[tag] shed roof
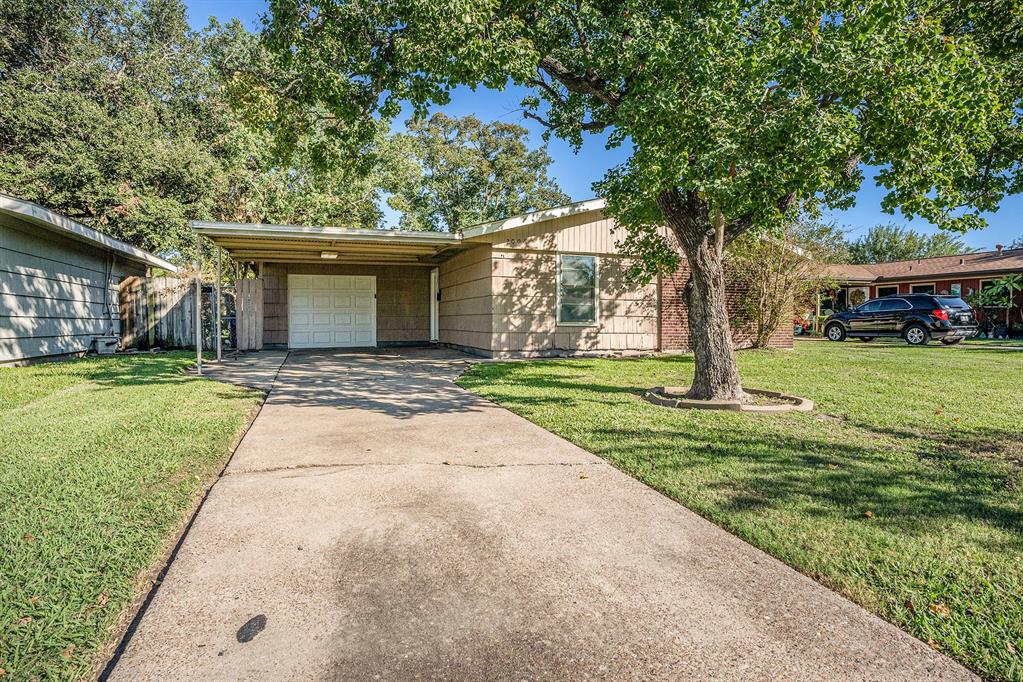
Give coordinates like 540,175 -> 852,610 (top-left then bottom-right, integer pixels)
458,198 -> 607,239
0,193 -> 178,272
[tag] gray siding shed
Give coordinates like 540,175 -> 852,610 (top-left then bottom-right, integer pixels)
0,194 -> 177,364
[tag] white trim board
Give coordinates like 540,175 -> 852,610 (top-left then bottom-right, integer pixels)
192,221 -> 461,245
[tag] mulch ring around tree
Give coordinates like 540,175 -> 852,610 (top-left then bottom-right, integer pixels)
644,386 -> 814,413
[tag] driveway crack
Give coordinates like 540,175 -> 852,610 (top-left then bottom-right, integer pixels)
226,461 -> 606,477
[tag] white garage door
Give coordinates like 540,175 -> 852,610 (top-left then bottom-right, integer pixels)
288,275 -> 376,349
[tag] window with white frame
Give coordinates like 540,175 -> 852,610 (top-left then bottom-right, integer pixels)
558,254 -> 597,324
876,285 -> 899,297
911,283 -> 936,294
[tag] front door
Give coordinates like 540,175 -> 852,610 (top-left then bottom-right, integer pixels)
288,274 -> 376,348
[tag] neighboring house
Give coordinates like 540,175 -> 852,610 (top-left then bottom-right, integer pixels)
194,199 -> 792,357
824,247 -> 1023,324
0,194 -> 177,365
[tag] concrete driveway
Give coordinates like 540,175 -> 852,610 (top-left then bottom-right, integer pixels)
110,348 -> 973,681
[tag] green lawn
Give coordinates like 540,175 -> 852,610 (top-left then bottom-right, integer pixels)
962,337 -> 1023,347
0,353 -> 262,680
459,341 -> 1023,681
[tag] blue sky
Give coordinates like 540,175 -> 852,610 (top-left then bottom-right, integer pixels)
187,0 -> 1022,250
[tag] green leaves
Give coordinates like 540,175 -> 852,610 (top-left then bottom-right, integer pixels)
847,224 -> 976,263
0,0 -> 401,263
386,112 -> 570,231
262,0 -> 1019,276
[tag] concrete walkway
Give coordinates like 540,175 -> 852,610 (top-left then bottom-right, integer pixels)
111,348 -> 973,681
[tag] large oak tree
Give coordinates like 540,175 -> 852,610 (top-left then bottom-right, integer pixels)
261,0 -> 1021,399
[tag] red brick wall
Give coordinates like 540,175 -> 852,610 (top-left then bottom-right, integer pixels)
869,276 -> 1023,325
659,262 -> 794,351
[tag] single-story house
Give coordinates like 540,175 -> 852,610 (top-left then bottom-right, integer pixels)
194,199 -> 792,357
0,194 -> 177,365
824,247 -> 1023,324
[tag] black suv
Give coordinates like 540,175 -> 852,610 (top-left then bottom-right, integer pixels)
824,294 -> 978,345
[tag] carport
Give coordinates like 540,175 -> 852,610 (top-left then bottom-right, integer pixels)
192,222 -> 465,355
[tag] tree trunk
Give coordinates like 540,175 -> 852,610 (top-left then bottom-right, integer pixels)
657,188 -> 747,402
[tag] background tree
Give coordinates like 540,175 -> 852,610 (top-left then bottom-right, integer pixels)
387,113 -> 569,232
260,0 -> 1021,400
1009,237 -> 1023,250
846,224 -> 975,263
0,0 -> 394,263
728,217 -> 847,348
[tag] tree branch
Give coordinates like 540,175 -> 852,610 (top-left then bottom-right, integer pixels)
538,55 -> 620,110
567,3 -> 595,76
526,71 -> 568,107
521,109 -> 610,133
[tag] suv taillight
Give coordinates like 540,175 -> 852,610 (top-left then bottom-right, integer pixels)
932,309 -> 949,321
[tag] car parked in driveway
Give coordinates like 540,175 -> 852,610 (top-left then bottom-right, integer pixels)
824,294 -> 978,346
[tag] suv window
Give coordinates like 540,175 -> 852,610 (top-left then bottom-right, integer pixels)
938,296 -> 970,309
880,299 -> 911,311
857,300 -> 884,313
904,294 -> 938,308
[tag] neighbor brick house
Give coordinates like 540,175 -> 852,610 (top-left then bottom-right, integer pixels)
826,247 -> 1023,326
194,199 -> 792,357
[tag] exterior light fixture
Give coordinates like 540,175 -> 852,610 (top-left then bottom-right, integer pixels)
321,251 -> 339,259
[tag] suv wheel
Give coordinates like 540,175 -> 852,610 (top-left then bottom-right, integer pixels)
904,324 -> 931,346
825,323 -> 846,342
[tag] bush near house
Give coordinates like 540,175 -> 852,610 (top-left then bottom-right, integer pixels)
0,353 -> 261,680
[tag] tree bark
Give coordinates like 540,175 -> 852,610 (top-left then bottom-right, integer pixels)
657,188 -> 748,402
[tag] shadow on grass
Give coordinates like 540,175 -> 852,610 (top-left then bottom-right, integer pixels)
465,360 -> 1023,547
69,356 -> 263,414
592,423 -> 1023,542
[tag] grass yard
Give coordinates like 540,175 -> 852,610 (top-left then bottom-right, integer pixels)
459,340 -> 1023,681
962,337 -> 1023,347
0,353 -> 262,680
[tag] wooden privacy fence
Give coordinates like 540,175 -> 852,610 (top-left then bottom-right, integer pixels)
119,276 -> 216,350
119,276 -> 262,351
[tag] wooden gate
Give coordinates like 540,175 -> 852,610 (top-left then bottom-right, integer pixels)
235,278 -> 264,351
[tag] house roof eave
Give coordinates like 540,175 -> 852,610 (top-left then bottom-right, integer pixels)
0,193 -> 178,272
458,198 -> 607,240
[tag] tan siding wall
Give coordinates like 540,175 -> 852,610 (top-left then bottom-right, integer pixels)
473,208 -> 677,256
261,262 -> 431,347
437,244 -> 492,353
489,248 -> 658,357
475,208 -> 619,253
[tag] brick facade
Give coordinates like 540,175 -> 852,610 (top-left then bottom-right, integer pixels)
658,261 -> 794,351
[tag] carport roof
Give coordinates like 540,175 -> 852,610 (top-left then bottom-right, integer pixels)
192,199 -> 615,265
192,221 -> 464,265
